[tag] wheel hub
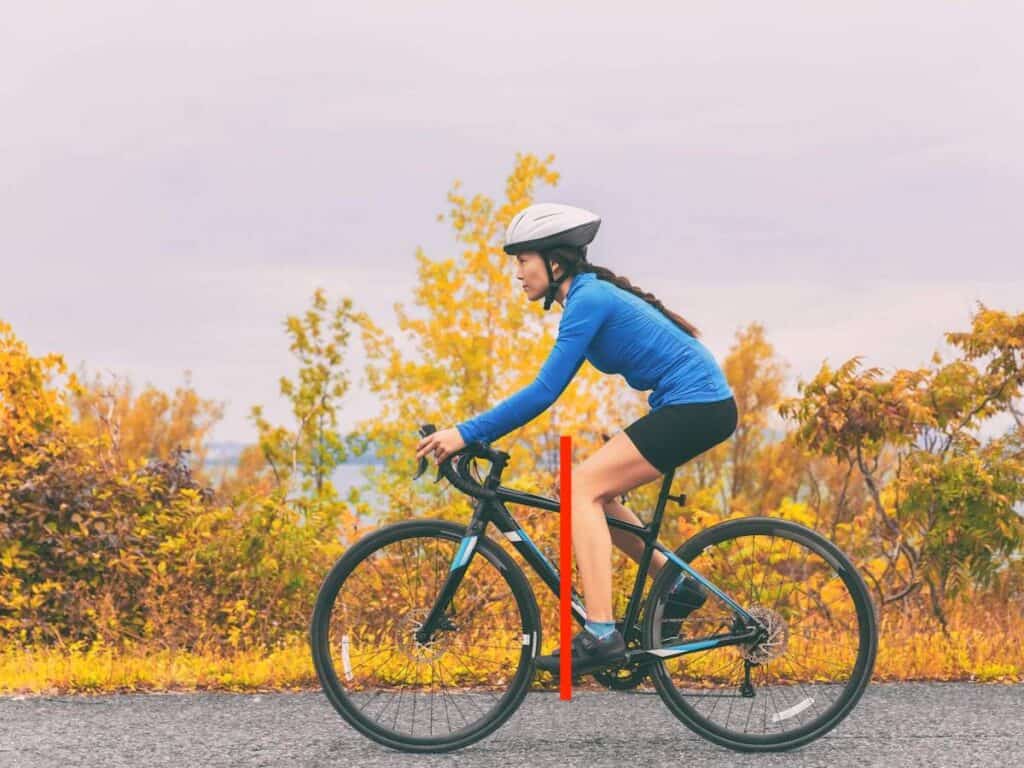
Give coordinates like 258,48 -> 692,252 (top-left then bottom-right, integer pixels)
739,605 -> 789,664
395,608 -> 452,662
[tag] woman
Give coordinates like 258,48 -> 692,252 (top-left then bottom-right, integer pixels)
415,202 -> 738,675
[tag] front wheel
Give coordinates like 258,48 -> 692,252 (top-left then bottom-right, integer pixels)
310,519 -> 541,753
642,516 -> 878,752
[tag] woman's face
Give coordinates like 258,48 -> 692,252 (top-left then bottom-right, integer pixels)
514,251 -> 560,302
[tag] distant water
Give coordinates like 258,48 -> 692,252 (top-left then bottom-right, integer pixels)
331,463 -> 377,499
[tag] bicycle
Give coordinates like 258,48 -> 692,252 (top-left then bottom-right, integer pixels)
310,424 -> 878,753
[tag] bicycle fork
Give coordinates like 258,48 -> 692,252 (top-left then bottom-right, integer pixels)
413,520 -> 484,645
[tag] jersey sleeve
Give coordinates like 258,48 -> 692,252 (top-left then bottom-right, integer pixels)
456,286 -> 610,445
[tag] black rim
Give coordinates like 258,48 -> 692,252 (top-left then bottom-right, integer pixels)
646,519 -> 877,749
311,522 -> 538,751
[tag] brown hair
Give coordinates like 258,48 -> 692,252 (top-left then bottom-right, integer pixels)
542,245 -> 701,338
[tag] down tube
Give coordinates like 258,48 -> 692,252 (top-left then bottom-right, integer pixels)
494,515 -> 587,624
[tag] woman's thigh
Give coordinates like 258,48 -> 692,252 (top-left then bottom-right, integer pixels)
622,396 -> 738,476
573,430 -> 664,504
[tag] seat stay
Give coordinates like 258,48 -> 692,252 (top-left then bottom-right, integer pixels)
656,545 -> 759,624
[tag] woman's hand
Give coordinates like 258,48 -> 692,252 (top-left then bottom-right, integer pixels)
415,427 -> 467,465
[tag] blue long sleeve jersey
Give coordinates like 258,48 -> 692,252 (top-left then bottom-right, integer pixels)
455,271 -> 734,445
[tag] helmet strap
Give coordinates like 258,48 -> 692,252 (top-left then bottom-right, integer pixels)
542,254 -> 572,311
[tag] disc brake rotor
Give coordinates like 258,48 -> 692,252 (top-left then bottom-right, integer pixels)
739,605 -> 789,664
394,607 -> 451,663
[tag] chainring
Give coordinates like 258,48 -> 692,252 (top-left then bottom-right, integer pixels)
591,662 -> 649,690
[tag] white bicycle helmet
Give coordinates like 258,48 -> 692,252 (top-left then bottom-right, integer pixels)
503,203 -> 601,310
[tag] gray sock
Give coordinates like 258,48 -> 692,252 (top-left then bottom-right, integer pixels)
584,620 -> 616,640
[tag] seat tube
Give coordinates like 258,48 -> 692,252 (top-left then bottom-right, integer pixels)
648,467 -> 676,539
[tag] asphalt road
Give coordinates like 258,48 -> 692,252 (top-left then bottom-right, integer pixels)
2,683 -> 1021,768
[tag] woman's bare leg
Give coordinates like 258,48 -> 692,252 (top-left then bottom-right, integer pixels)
570,431 -> 664,624
603,497 -> 671,578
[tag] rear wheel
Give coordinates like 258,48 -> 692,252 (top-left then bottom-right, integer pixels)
643,516 -> 877,752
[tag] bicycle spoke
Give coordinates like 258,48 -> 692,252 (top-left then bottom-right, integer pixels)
428,658 -> 435,736
432,657 -> 454,734
437,655 -> 491,720
439,649 -> 503,707
435,656 -> 470,730
785,648 -> 851,679
757,535 -> 775,606
339,645 -> 394,678
770,538 -> 797,613
788,628 -> 861,655
397,539 -> 421,605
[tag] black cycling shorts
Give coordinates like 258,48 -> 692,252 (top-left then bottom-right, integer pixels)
623,395 -> 738,475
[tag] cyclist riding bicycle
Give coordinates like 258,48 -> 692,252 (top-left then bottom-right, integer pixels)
415,202 -> 738,675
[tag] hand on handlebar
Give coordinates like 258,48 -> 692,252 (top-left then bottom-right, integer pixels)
413,424 -> 510,492
413,423 -> 462,481
415,425 -> 466,466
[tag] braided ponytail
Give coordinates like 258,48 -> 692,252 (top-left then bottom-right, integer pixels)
542,246 -> 701,338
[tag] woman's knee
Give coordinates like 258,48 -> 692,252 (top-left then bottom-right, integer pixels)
571,469 -> 605,505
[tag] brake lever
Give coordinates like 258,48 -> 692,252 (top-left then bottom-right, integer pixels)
412,456 -> 442,483
413,423 -> 442,483
413,454 -> 429,481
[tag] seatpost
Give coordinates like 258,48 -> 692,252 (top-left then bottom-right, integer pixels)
648,467 -> 681,540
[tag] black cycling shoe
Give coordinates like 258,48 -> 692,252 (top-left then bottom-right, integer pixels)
660,575 -> 708,642
534,628 -> 627,676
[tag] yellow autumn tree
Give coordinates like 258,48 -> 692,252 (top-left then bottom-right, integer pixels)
780,304 -> 1024,626
353,152 -> 647,524
69,369 -> 224,478
0,320 -> 219,648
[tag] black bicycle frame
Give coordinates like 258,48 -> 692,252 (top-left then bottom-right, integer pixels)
414,445 -> 764,665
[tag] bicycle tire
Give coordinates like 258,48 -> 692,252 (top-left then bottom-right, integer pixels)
310,519 -> 540,753
642,516 -> 878,752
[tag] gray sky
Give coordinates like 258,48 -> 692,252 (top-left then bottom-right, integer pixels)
3,2 -> 1022,443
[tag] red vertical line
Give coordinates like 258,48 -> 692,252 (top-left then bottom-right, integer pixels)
560,434 -> 572,701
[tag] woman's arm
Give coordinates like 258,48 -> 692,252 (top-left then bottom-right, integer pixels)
456,287 -> 611,444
